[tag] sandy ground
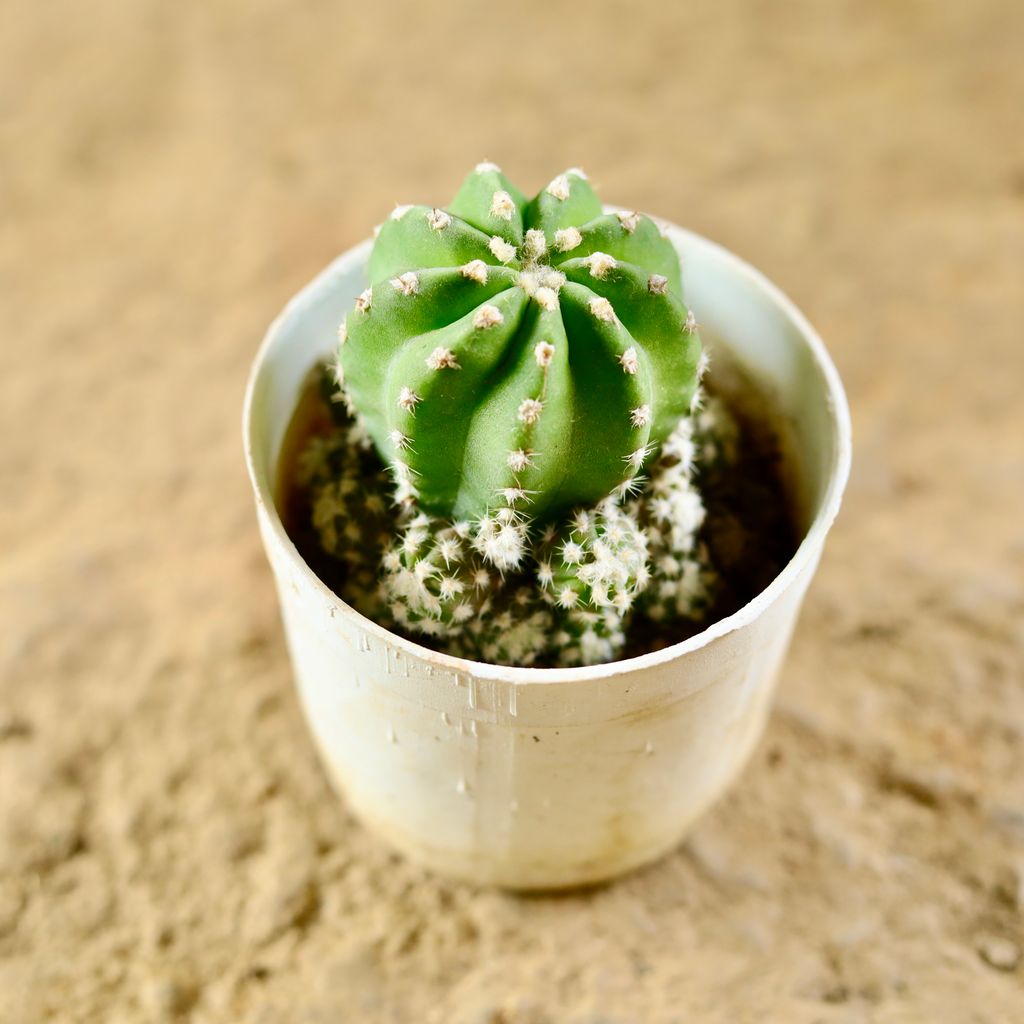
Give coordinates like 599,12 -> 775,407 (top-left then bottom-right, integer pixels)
2,1 -> 1023,1020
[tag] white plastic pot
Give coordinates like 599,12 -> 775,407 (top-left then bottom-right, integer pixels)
243,223 -> 851,889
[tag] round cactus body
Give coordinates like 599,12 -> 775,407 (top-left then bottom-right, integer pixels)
340,164 -> 702,524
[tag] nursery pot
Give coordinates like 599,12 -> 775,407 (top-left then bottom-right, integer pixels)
244,221 -> 851,889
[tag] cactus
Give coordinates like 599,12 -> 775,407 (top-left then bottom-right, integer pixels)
294,165 -> 751,668
339,163 -> 702,526
300,379 -> 736,667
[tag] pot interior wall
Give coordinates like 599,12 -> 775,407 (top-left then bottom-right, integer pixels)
680,243 -> 836,537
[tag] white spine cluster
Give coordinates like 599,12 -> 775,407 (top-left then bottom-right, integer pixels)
589,296 -> 617,323
489,236 -> 517,263
397,386 -> 420,412
461,259 -> 488,284
534,287 -> 558,312
554,227 -> 583,252
630,404 -> 651,427
490,190 -> 515,221
390,271 -> 419,296
427,208 -> 452,231
522,228 -> 548,261
540,267 -> 565,290
546,174 -> 570,201
697,350 -> 711,380
474,507 -> 528,571
426,347 -> 460,370
473,304 -> 504,329
616,210 -> 640,233
583,252 -> 617,279
517,398 -> 543,424
507,449 -> 533,472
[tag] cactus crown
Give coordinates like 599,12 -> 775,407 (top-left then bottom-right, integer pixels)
340,164 -> 702,526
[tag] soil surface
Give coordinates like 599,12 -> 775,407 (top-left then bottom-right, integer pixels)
2,2 -> 1022,1021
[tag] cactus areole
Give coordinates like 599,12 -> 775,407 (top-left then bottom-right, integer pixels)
340,165 -> 702,524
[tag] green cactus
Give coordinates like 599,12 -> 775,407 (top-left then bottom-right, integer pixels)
339,163 -> 702,525
292,165 -> 753,668
300,380 -> 739,667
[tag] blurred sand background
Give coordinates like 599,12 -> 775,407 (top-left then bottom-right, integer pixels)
2,1 -> 1023,1020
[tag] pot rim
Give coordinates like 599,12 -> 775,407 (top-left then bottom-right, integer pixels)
244,225 -> 852,685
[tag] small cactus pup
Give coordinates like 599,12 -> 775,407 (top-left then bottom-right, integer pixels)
339,163 -> 703,525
